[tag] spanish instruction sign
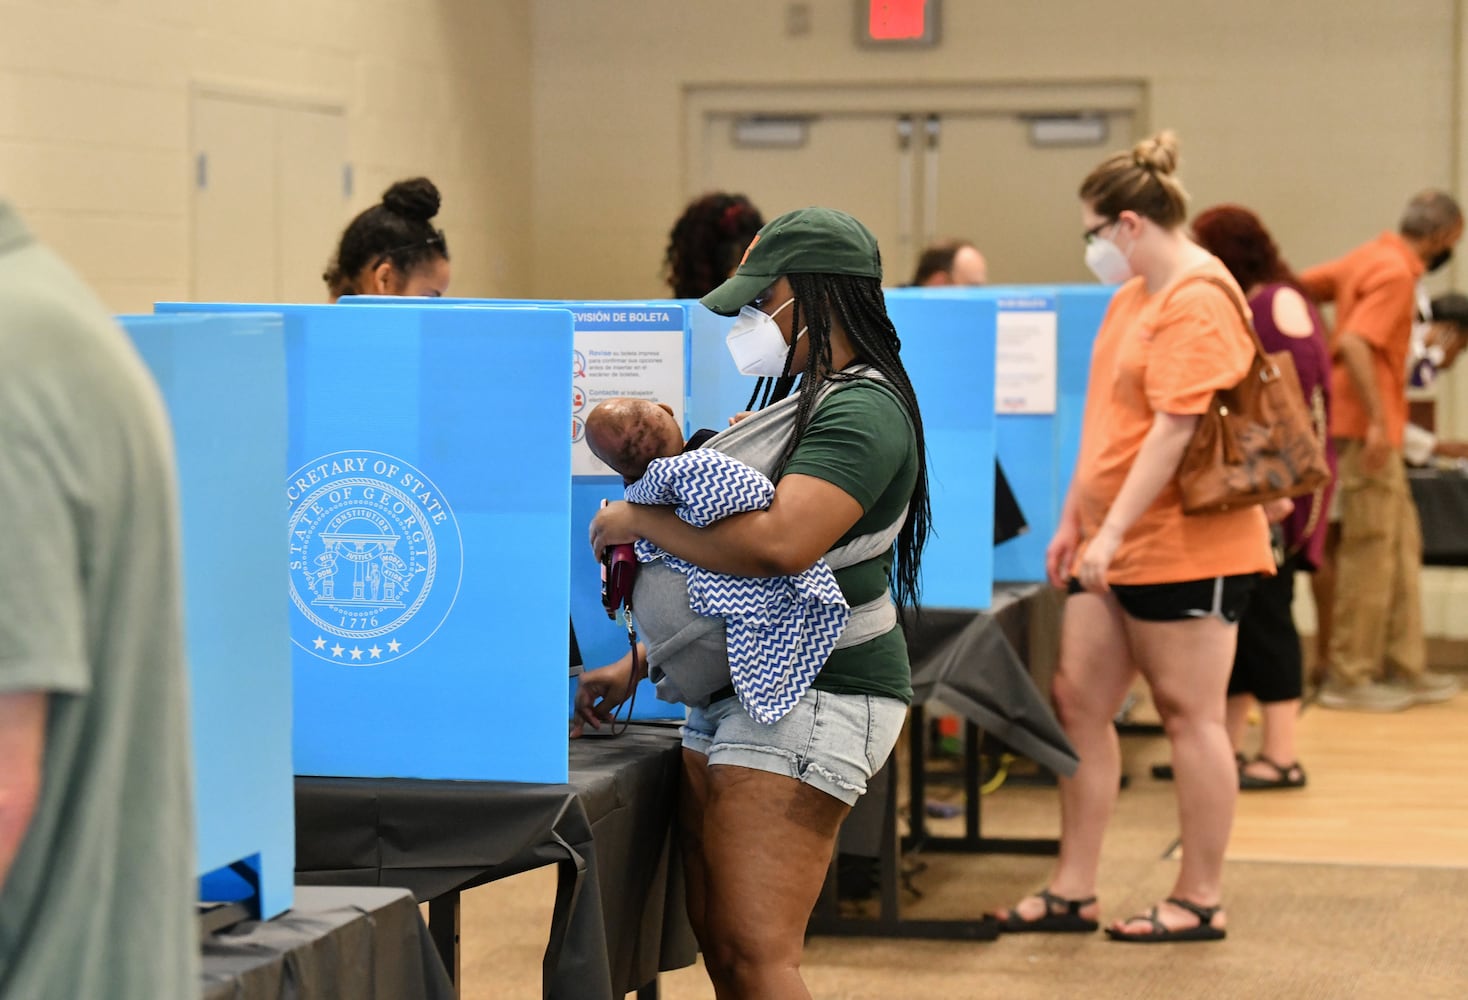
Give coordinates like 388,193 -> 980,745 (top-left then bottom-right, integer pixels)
995,295 -> 1058,415
572,306 -> 687,476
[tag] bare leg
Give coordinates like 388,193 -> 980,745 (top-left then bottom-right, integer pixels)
1310,523 -> 1340,688
1242,699 -> 1303,779
699,765 -> 850,1000
1115,614 -> 1237,933
1225,694 -> 1253,754
996,591 -> 1135,923
679,749 -> 711,946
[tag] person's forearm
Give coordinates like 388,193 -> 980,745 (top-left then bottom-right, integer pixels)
0,693 -> 46,891
1059,482 -> 1080,528
625,642 -> 650,680
1298,271 -> 1332,305
1338,333 -> 1384,427
631,506 -> 803,577
1098,413 -> 1200,540
0,798 -> 36,890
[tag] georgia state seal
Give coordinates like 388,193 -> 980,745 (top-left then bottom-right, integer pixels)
288,451 -> 463,665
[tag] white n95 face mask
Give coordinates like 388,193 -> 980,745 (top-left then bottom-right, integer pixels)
726,297 -> 805,377
1084,236 -> 1134,285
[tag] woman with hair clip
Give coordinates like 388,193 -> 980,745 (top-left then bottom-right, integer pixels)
578,207 -> 929,998
322,177 -> 451,301
994,132 -> 1274,943
663,192 -> 766,299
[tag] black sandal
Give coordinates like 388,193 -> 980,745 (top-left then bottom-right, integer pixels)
1105,896 -> 1226,943
1239,755 -> 1307,790
993,888 -> 1099,934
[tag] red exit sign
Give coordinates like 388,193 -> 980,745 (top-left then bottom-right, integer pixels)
864,0 -> 939,45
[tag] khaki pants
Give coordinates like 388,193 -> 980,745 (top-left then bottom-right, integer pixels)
1327,440 -> 1424,685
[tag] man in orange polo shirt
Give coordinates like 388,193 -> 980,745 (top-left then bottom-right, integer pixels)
1302,190 -> 1464,712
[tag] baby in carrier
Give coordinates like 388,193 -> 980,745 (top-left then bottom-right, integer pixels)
584,397 -> 716,482
582,397 -> 850,725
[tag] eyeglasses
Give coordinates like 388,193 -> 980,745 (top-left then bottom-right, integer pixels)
1082,219 -> 1117,245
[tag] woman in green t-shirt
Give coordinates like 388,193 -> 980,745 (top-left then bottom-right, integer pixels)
578,207 -> 928,999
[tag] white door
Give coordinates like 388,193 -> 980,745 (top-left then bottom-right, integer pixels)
191,94 -> 276,302
699,112 -> 919,283
191,91 -> 350,303
696,102 -> 1135,286
276,107 -> 351,304
926,112 -> 1137,284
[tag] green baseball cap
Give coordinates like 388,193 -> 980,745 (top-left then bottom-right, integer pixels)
699,206 -> 883,316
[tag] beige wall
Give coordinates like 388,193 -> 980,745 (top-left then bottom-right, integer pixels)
1,1 -> 1457,308
0,0 -> 532,312
531,0 -> 1459,299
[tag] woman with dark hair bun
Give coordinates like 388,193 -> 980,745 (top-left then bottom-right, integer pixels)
323,178 -> 451,301
663,192 -> 765,299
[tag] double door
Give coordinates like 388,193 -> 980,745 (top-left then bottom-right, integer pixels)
698,107 -> 1136,286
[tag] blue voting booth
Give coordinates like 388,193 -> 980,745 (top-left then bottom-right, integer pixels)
899,286 -> 1112,583
1054,287 -> 1114,500
158,301 -> 575,782
986,289 -> 1060,583
990,286 -> 1113,581
120,312 -> 293,920
881,291 -> 997,608
343,297 -> 692,720
565,305 -> 688,717
682,302 -> 755,437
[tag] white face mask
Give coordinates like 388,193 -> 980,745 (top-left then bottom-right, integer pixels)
1084,226 -> 1134,285
726,296 -> 806,377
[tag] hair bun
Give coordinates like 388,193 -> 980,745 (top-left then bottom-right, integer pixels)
381,177 -> 441,223
1132,131 -> 1180,175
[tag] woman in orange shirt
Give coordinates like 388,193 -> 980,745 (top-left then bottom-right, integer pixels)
995,132 -> 1274,942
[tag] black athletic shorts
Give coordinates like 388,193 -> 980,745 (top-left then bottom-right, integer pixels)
1066,573 -> 1258,624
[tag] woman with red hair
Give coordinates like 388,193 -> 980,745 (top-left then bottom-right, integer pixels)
1190,204 -> 1335,789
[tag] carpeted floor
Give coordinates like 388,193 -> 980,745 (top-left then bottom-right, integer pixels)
730,857 -> 1468,1000
461,853 -> 1468,999
455,696 -> 1468,999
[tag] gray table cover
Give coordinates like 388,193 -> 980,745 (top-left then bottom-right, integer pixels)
838,584 -> 1076,857
1409,467 -> 1468,566
201,885 -> 452,1000
907,585 -> 1078,777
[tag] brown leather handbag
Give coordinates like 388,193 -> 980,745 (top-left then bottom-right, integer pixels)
1174,277 -> 1332,516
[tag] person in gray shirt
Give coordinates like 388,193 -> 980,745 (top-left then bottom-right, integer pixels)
0,201 -> 197,998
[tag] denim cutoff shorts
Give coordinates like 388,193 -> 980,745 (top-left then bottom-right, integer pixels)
681,688 -> 908,806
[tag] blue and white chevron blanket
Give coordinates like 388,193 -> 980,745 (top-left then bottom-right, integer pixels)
625,448 -> 849,725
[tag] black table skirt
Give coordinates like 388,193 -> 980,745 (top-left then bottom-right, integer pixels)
1410,467 -> 1468,566
295,725 -> 697,1000
201,885 -> 452,1000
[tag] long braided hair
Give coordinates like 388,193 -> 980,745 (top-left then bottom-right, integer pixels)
744,272 -> 930,614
